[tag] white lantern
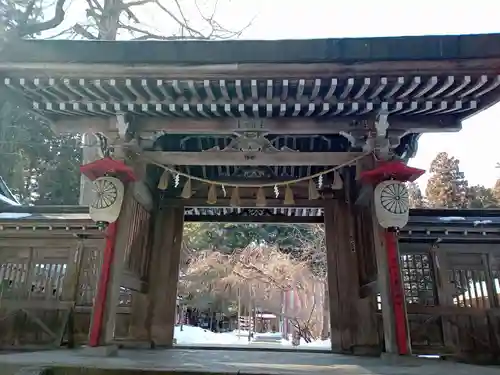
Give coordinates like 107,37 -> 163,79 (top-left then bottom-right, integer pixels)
373,180 -> 410,229
89,176 -> 125,224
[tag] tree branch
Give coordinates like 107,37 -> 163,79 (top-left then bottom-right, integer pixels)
124,0 -> 153,7
73,23 -> 98,39
15,0 -> 68,37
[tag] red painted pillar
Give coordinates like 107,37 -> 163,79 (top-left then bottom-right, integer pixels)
89,221 -> 118,347
384,230 -> 409,355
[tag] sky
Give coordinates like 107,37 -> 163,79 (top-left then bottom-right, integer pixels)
55,0 -> 500,191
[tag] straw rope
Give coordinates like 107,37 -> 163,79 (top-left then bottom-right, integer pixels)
140,151 -> 372,188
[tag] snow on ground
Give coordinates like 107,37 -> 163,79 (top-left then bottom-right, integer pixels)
174,325 -> 249,345
174,325 -> 330,348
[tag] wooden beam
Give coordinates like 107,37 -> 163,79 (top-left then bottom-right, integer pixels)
2,58 -> 500,79
52,116 -> 461,135
0,205 -> 89,213
184,215 -> 323,224
0,300 -> 74,311
163,198 -> 325,208
143,151 -> 364,166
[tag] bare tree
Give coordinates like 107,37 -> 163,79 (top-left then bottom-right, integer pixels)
58,0 -> 252,41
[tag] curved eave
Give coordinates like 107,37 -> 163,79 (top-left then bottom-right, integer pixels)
2,75 -> 496,122
3,34 -> 500,123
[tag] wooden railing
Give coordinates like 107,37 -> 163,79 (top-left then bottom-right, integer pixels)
120,195 -> 152,292
0,234 -> 134,347
400,246 -> 500,362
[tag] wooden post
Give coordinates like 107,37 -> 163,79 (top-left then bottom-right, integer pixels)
384,230 -> 410,355
323,194 -> 359,353
352,206 -> 382,354
147,205 -> 184,347
88,189 -> 134,347
430,247 -> 456,349
370,207 -> 399,355
88,221 -> 118,347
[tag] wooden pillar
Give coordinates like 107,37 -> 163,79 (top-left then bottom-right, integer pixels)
88,189 -> 133,347
323,169 -> 381,354
323,175 -> 360,353
147,205 -> 185,347
370,207 -> 410,355
356,155 -> 410,356
352,206 -> 382,354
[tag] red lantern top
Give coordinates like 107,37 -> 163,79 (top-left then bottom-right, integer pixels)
359,160 -> 425,185
80,158 -> 136,182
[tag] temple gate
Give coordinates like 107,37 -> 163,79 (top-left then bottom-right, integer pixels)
1,33 -> 500,361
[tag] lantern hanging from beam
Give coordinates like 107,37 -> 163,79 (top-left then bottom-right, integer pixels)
359,160 -> 425,230
80,157 -> 136,227
373,180 -> 409,229
89,176 -> 125,224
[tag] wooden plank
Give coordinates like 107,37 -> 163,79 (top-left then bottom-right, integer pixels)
61,241 -> 85,301
165,198 -> 325,208
184,215 -> 323,224
143,151 -> 364,167
74,305 -> 131,313
3,58 -> 500,79
0,231 -> 102,238
0,300 -> 74,310
0,239 -> 102,249
0,205 -> 89,214
400,243 -> 500,255
406,305 -> 500,316
431,248 -> 456,348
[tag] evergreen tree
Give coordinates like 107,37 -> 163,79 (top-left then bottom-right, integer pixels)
407,182 -> 425,208
468,185 -> 498,208
425,152 -> 469,208
183,222 -> 317,253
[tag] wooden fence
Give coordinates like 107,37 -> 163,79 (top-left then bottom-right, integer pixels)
0,214 -> 132,348
400,243 -> 500,363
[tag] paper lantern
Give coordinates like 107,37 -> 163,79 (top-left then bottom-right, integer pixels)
373,180 -> 410,229
89,176 -> 125,224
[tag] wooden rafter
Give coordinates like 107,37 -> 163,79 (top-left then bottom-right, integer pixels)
3,75 -> 495,122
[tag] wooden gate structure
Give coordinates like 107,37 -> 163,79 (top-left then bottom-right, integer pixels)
0,206 -> 498,361
398,209 -> 500,363
1,33 -> 500,362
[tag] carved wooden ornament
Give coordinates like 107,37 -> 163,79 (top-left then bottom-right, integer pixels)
373,180 -> 410,229
89,176 -> 125,224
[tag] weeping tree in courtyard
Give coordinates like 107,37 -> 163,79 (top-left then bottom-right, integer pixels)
179,245 -> 326,342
